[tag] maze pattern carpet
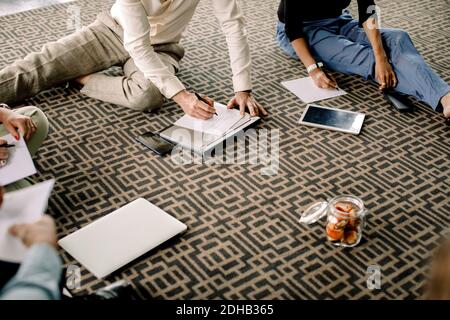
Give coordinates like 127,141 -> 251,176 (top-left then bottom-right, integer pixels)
0,0 -> 449,299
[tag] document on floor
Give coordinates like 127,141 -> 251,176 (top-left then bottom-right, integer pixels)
0,179 -> 54,263
282,77 -> 347,103
174,102 -> 248,136
0,134 -> 36,185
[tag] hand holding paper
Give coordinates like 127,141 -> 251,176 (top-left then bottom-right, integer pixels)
0,179 -> 54,263
282,77 -> 347,103
9,215 -> 58,249
0,134 -> 36,185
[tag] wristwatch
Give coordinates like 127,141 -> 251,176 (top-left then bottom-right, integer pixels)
307,62 -> 324,74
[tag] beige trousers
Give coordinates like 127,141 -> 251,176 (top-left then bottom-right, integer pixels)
0,13 -> 184,112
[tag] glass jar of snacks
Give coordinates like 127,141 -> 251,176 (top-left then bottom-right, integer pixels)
299,195 -> 367,247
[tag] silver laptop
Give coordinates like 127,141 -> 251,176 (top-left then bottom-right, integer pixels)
58,198 -> 187,278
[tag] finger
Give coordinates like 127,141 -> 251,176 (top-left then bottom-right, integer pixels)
197,101 -> 216,114
248,101 -> 257,117
325,72 -> 337,87
16,121 -> 27,138
194,108 -> 213,120
323,77 -> 335,89
202,95 -> 215,107
389,72 -> 395,88
318,79 -> 327,89
376,72 -> 383,88
256,101 -> 268,116
392,72 -> 398,88
227,97 -> 237,109
239,101 -> 246,116
0,139 -> 7,145
0,150 -> 9,159
382,74 -> 389,89
25,120 -> 33,141
379,74 -> 387,91
28,119 -> 37,138
313,76 -> 323,88
8,223 -> 28,239
41,214 -> 55,224
386,73 -> 393,88
328,77 -> 338,88
4,123 -> 20,141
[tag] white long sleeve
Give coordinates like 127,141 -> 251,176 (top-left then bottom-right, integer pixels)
112,0 -> 186,99
211,0 -> 252,92
111,0 -> 253,97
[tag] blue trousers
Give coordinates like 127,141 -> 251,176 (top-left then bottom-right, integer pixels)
276,14 -> 450,110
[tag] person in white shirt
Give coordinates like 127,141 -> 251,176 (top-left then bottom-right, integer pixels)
0,0 -> 267,119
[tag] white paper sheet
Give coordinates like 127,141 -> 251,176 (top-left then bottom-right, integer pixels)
0,179 -> 54,263
174,102 -> 248,136
0,134 -> 36,186
282,77 -> 347,103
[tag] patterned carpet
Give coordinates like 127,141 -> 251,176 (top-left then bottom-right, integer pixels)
0,0 -> 449,300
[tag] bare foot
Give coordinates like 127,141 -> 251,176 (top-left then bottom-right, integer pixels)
75,75 -> 91,86
444,106 -> 450,119
441,93 -> 450,118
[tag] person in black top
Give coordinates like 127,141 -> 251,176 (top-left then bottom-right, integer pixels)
276,0 -> 450,118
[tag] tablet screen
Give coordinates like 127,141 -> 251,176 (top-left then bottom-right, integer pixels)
302,105 -> 358,130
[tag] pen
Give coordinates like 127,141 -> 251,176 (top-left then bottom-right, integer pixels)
194,92 -> 218,116
321,68 -> 340,91
0,143 -> 15,148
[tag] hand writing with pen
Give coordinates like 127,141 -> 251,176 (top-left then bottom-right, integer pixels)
0,106 -> 37,168
0,185 -> 57,249
0,107 -> 37,141
173,90 -> 268,119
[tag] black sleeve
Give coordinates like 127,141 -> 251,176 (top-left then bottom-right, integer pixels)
357,0 -> 376,27
281,0 -> 305,42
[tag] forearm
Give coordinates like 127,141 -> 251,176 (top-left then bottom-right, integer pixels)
114,0 -> 185,99
0,107 -> 13,123
363,18 -> 387,61
0,244 -> 62,300
212,0 -> 252,92
291,38 -> 317,70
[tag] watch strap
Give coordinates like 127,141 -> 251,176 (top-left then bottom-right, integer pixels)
307,62 -> 324,74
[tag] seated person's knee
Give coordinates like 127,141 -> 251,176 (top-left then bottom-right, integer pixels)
391,29 -> 411,43
27,106 -> 49,138
127,88 -> 165,112
16,106 -> 49,157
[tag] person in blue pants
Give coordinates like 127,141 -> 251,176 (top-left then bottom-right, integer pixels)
276,0 -> 450,118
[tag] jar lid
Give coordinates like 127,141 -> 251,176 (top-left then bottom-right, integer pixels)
299,201 -> 328,225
